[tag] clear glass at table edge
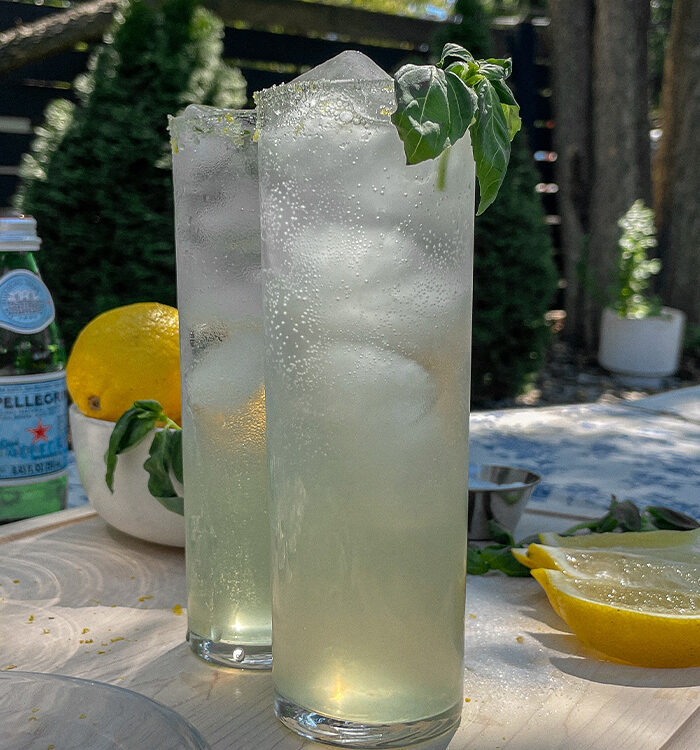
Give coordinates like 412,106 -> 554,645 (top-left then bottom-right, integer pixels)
169,107 -> 272,669
257,51 -> 475,747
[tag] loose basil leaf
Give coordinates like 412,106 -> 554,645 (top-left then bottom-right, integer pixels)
470,77 -> 511,214
105,406 -> 159,491
481,545 -> 531,577
467,546 -> 490,575
516,533 -> 541,546
613,499 -> 642,531
488,519 -> 515,547
143,430 -> 184,516
595,512 -> 621,533
646,506 -> 700,531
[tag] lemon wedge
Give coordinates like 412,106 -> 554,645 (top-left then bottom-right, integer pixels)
538,527 -> 700,554
531,567 -> 700,668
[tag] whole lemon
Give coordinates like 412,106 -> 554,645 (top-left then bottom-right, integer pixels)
67,302 -> 181,424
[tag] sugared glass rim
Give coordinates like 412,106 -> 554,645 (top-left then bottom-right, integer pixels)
168,105 -> 256,148
254,78 -> 396,129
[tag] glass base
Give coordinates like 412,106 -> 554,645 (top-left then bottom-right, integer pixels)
188,631 -> 272,670
274,693 -> 461,748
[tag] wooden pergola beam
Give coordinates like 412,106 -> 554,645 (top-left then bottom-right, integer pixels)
0,0 -> 124,76
204,0 -> 448,46
0,0 -> 450,78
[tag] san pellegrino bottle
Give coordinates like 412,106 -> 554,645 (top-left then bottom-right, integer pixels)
0,213 -> 68,522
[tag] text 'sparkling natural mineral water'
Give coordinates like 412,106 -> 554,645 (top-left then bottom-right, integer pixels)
0,214 -> 68,522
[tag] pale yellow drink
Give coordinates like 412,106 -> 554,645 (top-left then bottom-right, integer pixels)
171,106 -> 271,668
258,52 -> 473,743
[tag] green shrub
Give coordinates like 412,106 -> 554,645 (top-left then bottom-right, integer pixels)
16,0 -> 246,348
434,0 -> 558,405
471,131 -> 558,404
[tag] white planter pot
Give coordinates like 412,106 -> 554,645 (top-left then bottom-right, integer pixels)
598,306 -> 686,380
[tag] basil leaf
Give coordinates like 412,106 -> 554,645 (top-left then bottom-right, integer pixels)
595,513 -> 621,533
477,62 -> 510,81
105,406 -> 158,492
485,58 -> 512,77
469,78 -> 511,214
445,71 -> 477,146
467,546 -> 490,575
491,77 -> 518,107
132,400 -> 165,419
645,506 -> 700,531
169,429 -> 183,484
143,430 -> 184,516
392,64 -> 471,164
154,493 -> 185,516
439,43 -> 475,67
613,500 -> 642,531
487,519 -> 515,546
501,103 -> 522,142
481,545 -> 531,577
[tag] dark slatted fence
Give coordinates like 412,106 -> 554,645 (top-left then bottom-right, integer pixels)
0,0 -> 559,260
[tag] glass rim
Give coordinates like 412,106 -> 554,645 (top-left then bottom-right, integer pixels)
168,104 -> 256,141
254,78 -> 396,127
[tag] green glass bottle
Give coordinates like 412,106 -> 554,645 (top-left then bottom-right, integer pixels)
0,213 -> 68,522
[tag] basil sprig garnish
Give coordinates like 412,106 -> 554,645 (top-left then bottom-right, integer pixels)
104,399 -> 184,515
392,43 -> 521,214
468,496 -> 699,577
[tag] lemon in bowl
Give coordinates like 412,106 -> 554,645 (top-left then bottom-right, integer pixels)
67,303 -> 184,546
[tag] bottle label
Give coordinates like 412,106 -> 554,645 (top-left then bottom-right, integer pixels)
0,373 -> 68,482
0,269 -> 56,334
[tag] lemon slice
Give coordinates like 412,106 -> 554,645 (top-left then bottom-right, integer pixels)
532,568 -> 700,668
514,528 -> 700,569
523,544 -> 700,581
539,527 -> 700,553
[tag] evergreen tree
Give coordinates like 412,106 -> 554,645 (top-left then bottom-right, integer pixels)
16,0 -> 246,347
435,0 -> 557,403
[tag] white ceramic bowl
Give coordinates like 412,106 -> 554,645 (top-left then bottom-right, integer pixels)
69,404 -> 185,547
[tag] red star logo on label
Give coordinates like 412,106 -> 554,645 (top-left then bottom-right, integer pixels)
27,418 -> 51,444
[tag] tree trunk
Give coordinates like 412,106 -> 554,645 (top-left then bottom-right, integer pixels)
0,0 -> 124,76
587,0 -> 651,348
653,0 -> 700,324
548,0 -> 594,346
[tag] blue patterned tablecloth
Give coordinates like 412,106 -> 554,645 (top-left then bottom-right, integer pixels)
68,387 -> 700,521
470,387 -> 700,520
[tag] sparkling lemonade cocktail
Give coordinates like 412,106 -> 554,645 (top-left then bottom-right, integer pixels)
170,106 -> 271,669
257,52 -> 474,744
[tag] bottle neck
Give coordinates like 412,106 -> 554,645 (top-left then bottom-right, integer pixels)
0,250 -> 41,275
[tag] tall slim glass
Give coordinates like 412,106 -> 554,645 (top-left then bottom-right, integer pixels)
170,105 -> 271,669
257,52 -> 474,745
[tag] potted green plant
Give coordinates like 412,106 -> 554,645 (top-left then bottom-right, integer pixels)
598,200 -> 686,386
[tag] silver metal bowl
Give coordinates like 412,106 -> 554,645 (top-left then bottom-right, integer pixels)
468,464 -> 541,541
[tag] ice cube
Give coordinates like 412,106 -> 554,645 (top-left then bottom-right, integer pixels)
186,326 -> 264,411
294,51 -> 391,84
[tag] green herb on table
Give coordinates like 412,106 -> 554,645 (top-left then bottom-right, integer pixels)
468,496 -> 700,577
105,400 -> 184,515
391,43 -> 521,214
